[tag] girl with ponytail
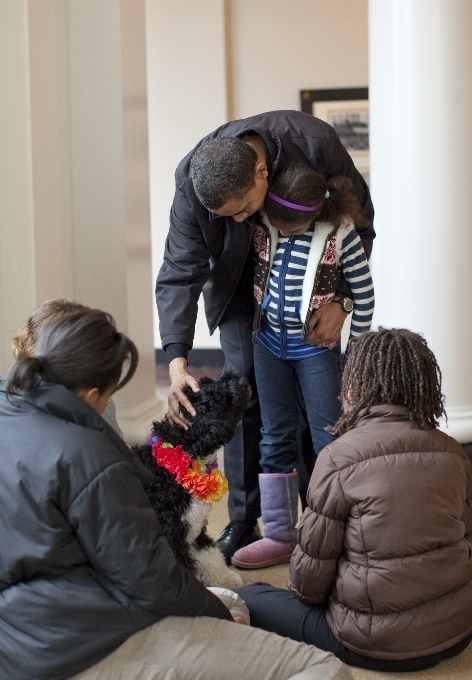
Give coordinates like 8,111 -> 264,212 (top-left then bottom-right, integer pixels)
0,309 -> 234,679
231,164 -> 375,570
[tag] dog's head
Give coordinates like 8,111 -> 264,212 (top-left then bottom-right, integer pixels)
152,370 -> 250,460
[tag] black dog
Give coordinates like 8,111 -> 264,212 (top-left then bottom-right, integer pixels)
136,370 -> 250,588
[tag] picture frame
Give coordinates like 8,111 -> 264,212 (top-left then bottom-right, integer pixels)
300,88 -> 369,185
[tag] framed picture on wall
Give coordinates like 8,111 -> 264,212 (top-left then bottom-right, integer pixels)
300,88 -> 369,186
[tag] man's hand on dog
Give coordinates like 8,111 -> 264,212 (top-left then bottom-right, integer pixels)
168,357 -> 200,429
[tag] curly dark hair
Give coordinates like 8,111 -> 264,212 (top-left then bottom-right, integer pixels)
266,163 -> 369,230
190,137 -> 257,209
329,327 -> 446,437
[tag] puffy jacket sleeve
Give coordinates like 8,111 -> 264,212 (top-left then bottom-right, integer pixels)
461,457 -> 472,542
67,458 -> 232,622
288,445 -> 351,605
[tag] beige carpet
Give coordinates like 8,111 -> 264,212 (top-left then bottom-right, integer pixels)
208,489 -> 472,680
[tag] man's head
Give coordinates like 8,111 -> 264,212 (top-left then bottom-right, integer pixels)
190,138 -> 268,221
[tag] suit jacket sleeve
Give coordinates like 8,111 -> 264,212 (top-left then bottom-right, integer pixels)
288,445 -> 350,605
67,458 -> 232,621
155,170 -> 213,350
325,126 -> 374,256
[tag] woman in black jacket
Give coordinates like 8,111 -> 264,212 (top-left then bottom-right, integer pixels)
0,308 -> 352,680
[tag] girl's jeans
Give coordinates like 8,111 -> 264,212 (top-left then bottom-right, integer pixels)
254,342 -> 342,473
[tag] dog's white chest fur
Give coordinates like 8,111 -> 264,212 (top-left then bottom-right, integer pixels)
183,498 -> 242,589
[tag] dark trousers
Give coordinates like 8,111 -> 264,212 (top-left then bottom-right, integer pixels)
218,252 -> 316,524
219,306 -> 262,524
235,584 -> 472,673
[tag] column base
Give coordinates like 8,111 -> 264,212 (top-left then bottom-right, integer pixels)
439,408 -> 472,444
117,395 -> 167,446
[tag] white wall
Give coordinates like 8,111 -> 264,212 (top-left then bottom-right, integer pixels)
229,0 -> 368,119
0,0 -> 36,372
146,0 -> 368,348
0,0 -> 163,441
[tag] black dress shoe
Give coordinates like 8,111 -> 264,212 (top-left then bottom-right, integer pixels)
216,521 -> 262,564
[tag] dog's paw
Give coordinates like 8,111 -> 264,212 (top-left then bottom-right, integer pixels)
220,567 -> 243,589
191,545 -> 243,589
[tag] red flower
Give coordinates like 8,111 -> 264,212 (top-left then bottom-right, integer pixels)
151,439 -> 228,503
152,439 -> 192,480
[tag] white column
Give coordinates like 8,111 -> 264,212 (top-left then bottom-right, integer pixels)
145,0 -> 227,349
0,0 -> 36,372
369,0 -> 472,442
0,0 -> 165,443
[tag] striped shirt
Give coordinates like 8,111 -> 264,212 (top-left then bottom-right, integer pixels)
257,222 -> 374,360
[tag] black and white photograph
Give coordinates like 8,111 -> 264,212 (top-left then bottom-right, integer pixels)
301,88 -> 369,185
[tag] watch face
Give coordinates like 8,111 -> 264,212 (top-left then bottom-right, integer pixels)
344,298 -> 354,312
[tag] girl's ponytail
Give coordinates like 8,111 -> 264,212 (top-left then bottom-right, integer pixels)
317,175 -> 369,229
266,164 -> 369,230
5,309 -> 138,399
5,356 -> 45,396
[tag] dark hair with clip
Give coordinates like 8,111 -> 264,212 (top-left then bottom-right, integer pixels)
6,309 -> 138,397
266,163 -> 368,229
329,327 -> 446,437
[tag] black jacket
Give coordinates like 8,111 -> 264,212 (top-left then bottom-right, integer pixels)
0,377 -> 231,680
155,110 -> 375,350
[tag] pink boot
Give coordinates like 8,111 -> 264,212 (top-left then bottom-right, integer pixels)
231,537 -> 293,568
231,472 -> 298,569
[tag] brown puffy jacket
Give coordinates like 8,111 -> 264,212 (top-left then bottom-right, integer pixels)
288,404 -> 472,660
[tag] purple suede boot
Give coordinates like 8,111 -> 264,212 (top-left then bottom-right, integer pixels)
231,471 -> 298,569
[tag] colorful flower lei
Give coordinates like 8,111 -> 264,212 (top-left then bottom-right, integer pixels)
148,435 -> 228,504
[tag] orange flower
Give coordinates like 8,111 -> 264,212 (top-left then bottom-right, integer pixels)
180,466 -> 228,503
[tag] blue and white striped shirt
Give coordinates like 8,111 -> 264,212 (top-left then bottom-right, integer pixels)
256,220 -> 374,360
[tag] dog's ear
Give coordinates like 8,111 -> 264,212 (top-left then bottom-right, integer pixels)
198,376 -> 214,388
214,371 -> 250,411
181,375 -> 214,410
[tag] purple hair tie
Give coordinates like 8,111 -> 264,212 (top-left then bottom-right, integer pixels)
267,192 -> 318,212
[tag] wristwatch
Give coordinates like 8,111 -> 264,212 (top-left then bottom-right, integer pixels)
332,295 -> 354,313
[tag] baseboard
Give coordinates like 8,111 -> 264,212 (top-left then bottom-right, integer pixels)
155,348 -> 225,368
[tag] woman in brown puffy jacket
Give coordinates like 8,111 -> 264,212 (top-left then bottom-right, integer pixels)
236,328 -> 472,672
